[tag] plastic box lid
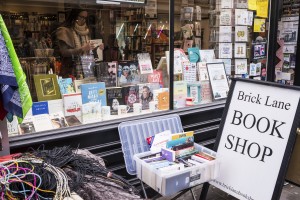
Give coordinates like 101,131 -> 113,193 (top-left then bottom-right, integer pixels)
118,114 -> 183,175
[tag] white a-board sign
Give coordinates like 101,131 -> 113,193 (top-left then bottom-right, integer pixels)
210,78 -> 300,200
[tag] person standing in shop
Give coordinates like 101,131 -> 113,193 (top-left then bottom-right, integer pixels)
53,8 -> 104,78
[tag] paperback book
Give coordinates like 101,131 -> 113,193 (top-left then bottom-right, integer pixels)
122,85 -> 139,112
57,78 -> 75,95
106,87 -> 124,115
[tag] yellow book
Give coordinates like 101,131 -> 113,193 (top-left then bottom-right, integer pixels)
171,131 -> 194,140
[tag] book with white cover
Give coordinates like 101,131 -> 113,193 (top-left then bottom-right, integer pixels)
200,50 -> 215,63
137,53 -> 153,74
235,26 -> 248,42
82,102 -> 102,124
219,26 -> 232,42
234,43 -> 247,58
219,43 -> 233,59
33,114 -> 54,132
48,99 -> 64,114
63,93 -> 82,122
49,112 -> 69,129
198,62 -> 209,81
7,116 -> 19,136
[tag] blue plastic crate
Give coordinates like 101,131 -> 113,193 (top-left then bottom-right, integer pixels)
118,114 -> 183,175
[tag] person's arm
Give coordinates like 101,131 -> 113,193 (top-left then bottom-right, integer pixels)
57,40 -> 83,57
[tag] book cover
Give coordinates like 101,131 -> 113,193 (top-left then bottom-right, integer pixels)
90,39 -> 103,62
219,43 -> 233,59
183,61 -> 197,83
137,53 -> 153,74
48,99 -> 64,114
82,102 -> 102,124
118,61 -> 141,86
220,10 -> 232,26
187,83 -> 201,104
174,49 -> 188,74
57,78 -> 75,95
7,116 -> 19,136
63,93 -> 82,122
235,9 -> 248,25
106,87 -> 124,115
187,47 -> 201,63
32,101 -> 49,115
94,62 -> 117,88
122,85 -> 139,112
18,116 -> 36,135
33,114 -> 54,132
174,81 -> 187,108
157,91 -> 169,110
49,112 -> 69,129
199,50 -> 215,63
138,83 -> 160,110
219,26 -> 232,42
148,70 -> 163,87
81,82 -> 107,106
65,115 -> 82,127
221,0 -> 233,8
200,81 -> 213,104
33,74 -> 61,102
235,26 -> 248,42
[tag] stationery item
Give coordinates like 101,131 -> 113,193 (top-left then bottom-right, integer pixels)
219,43 -> 233,58
254,18 -> 266,32
235,26 -> 248,42
101,106 -> 111,120
219,26 -> 232,42
183,61 -> 197,83
235,9 -> 248,25
249,63 -> 257,76
220,10 -> 232,25
221,0 -> 233,8
187,83 -> 201,104
187,47 -> 201,63
234,43 -> 247,58
174,81 -> 188,108
199,50 -> 215,63
236,0 -> 248,8
235,59 -> 248,74
133,103 -> 142,114
82,102 -> 102,124
200,81 -> 213,104
118,105 -> 130,116
248,0 -> 257,10
256,0 -> 269,18
33,74 -> 61,101
222,59 -> 232,75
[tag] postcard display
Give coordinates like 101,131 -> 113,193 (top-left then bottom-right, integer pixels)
275,0 -> 299,85
210,0 -> 269,80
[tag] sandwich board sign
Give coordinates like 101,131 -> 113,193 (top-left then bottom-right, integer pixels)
208,78 -> 300,200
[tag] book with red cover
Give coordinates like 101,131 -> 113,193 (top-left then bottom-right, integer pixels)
122,85 -> 139,112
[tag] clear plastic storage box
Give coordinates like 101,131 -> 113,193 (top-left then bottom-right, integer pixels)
118,114 -> 220,196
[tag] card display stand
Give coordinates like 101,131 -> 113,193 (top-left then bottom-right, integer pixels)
118,114 -> 219,197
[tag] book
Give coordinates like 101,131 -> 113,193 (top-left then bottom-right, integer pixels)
63,93 -> 82,122
182,61 -> 197,83
7,116 -> 19,136
32,101 -> 49,115
94,62 -> 117,88
81,82 -> 107,106
122,85 -> 139,113
18,116 -> 36,135
187,47 -> 201,63
174,49 -> 188,74
138,83 -> 160,110
33,74 -> 61,102
219,43 -> 233,59
174,81 -> 187,108
221,0 -> 233,8
148,70 -> 163,87
57,78 -> 75,95
65,115 -> 82,127
33,114 -> 54,132
106,87 -> 124,115
82,102 -> 102,124
90,39 -> 103,62
171,131 -> 194,140
187,83 -> 201,104
118,61 -> 141,86
49,112 -> 69,129
235,9 -> 248,25
137,53 -> 153,74
157,91 -> 169,110
48,99 -> 64,114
